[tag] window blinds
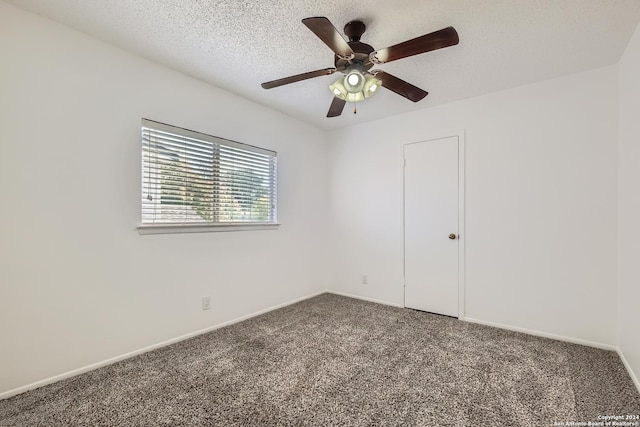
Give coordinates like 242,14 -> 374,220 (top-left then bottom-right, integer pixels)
141,119 -> 277,225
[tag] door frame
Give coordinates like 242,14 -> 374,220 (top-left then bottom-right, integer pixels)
403,130 -> 466,319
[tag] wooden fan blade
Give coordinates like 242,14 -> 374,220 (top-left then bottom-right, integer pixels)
327,97 -> 346,117
370,26 -> 459,64
261,68 -> 337,89
302,17 -> 355,59
373,71 -> 428,102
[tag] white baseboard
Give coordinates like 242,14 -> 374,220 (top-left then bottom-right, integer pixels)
618,348 -> 640,394
326,290 -> 404,308
464,317 -> 618,351
0,290 -> 325,401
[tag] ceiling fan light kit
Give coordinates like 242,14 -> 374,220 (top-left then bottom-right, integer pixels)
261,17 -> 459,118
329,70 -> 381,103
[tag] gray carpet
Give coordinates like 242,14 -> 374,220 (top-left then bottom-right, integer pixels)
1,293 -> 639,426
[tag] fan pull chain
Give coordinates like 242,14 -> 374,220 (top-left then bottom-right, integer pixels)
353,98 -> 357,114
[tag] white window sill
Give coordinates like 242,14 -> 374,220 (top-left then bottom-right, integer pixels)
137,223 -> 280,235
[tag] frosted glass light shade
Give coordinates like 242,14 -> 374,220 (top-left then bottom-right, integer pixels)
362,74 -> 382,98
344,70 -> 365,93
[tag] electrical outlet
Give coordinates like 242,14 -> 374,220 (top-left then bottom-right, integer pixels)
361,274 -> 368,285
202,296 -> 210,311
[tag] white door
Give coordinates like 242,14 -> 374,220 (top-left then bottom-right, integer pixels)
404,136 -> 460,317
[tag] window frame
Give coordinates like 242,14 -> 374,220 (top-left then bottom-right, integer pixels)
137,119 -> 279,235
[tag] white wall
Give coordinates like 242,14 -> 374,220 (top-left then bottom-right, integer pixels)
327,66 -> 619,347
618,21 -> 640,388
0,2 -> 328,396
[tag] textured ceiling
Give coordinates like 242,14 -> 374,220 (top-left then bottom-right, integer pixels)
6,0 -> 640,130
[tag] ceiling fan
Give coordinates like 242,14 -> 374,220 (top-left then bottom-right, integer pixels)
261,17 -> 459,118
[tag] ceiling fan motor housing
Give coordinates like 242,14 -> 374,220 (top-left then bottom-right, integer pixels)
335,20 -> 374,73
335,41 -> 374,73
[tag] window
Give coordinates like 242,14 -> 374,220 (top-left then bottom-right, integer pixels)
139,119 -> 277,233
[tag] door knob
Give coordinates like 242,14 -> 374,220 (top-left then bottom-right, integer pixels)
449,233 -> 457,240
